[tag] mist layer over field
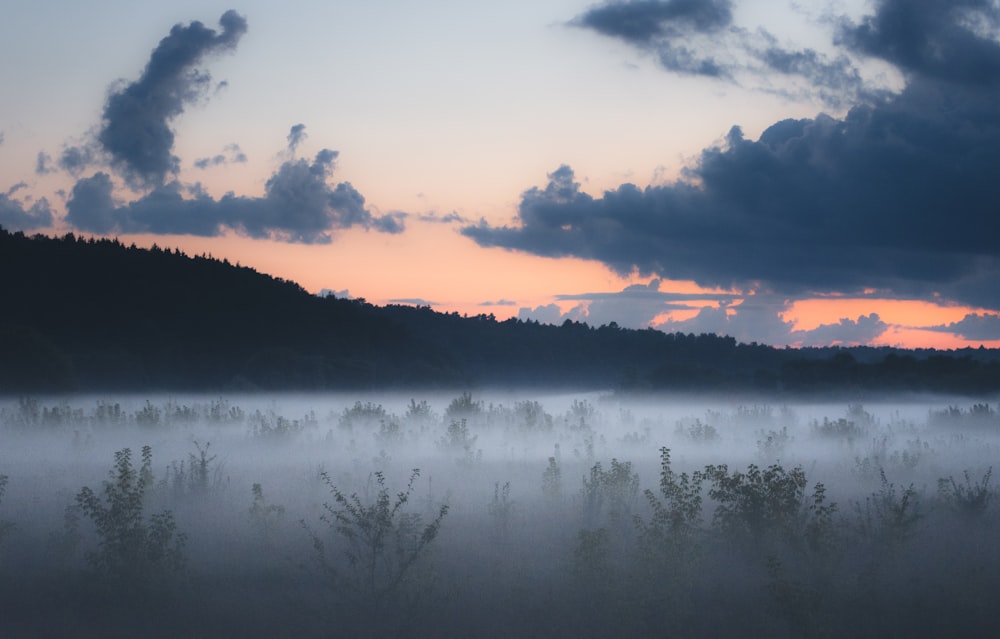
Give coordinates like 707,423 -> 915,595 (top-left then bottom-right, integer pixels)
1,392 -> 998,637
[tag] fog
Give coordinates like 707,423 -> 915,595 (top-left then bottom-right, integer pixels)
1,391 -> 998,637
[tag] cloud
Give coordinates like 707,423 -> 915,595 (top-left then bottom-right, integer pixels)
576,0 -> 733,45
390,298 -> 436,307
287,123 -> 307,154
98,10 -> 247,187
926,312 -> 1000,341
467,1 -> 1000,312
573,1 -> 874,105
66,148 -> 405,242
317,288 -> 351,299
838,0 -> 1000,87
418,211 -> 470,224
479,299 -> 518,307
193,143 -> 247,169
652,297 -> 888,347
515,280 -> 735,330
574,0 -> 734,77
795,313 -> 888,347
59,145 -> 96,176
35,152 -> 55,175
518,303 -> 587,326
1,184 -> 53,231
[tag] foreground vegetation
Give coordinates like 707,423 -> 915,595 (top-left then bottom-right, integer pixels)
1,393 -> 999,637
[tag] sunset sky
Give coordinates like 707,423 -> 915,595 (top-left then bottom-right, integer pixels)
3,0 -> 1000,349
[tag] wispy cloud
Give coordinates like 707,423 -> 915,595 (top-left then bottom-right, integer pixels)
479,299 -> 518,307
193,143 -> 247,169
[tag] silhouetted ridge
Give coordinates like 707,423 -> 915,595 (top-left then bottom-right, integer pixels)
2,227 -> 999,395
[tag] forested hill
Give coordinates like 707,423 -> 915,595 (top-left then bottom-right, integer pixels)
2,227 -> 999,396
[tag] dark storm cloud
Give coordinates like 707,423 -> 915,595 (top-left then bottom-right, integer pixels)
98,10 -> 247,187
926,313 -> 1000,341
0,184 -> 53,231
66,150 -> 406,243
193,143 -> 247,169
468,1 -> 1000,311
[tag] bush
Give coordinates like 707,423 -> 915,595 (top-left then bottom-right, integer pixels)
75,446 -> 186,586
306,469 -> 449,618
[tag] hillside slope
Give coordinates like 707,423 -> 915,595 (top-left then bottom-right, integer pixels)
2,228 -> 999,396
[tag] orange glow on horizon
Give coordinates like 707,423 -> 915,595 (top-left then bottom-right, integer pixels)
70,230 -> 998,351
784,298 -> 972,332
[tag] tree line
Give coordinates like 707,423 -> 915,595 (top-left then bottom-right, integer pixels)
2,227 -> 998,395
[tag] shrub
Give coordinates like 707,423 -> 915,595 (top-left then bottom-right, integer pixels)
306,469 -> 449,617
248,482 -> 285,543
853,468 -> 922,549
75,446 -> 187,585
938,467 -> 993,521
0,475 -> 14,547
702,461 -> 836,554
580,458 -> 640,529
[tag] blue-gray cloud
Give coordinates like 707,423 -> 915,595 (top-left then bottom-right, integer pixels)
0,183 -> 53,231
574,0 -> 734,77
479,299 -> 517,307
838,0 -> 1000,87
66,149 -> 405,243
35,152 -> 55,175
390,298 -> 436,307
574,1 -> 873,105
418,211 -> 470,224
517,280 -> 735,331
659,304 -> 887,347
925,313 -> 1000,341
193,143 -> 247,169
98,10 -> 247,187
59,145 -> 96,176
468,0 -> 1000,311
287,123 -> 307,153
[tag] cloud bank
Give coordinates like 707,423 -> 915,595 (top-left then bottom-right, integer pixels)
467,0 -> 1000,312
66,147 -> 404,243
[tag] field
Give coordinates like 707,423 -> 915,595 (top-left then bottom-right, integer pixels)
1,392 -> 998,638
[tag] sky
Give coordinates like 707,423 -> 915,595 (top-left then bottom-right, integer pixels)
3,0 -> 1000,350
